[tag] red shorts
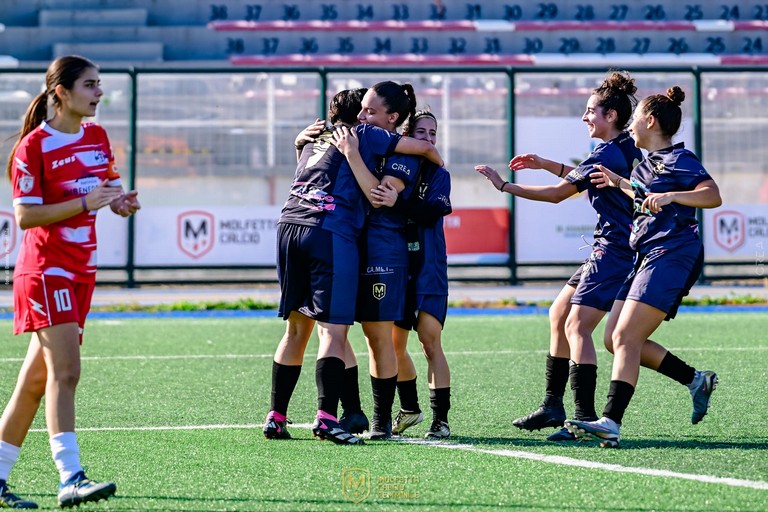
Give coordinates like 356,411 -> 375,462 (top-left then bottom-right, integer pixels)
13,274 -> 95,342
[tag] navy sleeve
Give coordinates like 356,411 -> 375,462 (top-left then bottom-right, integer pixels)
566,143 -> 627,193
673,152 -> 713,191
355,124 -> 401,158
381,153 -> 419,186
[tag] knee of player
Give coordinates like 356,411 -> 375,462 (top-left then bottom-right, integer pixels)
49,366 -> 81,389
418,332 -> 442,358
20,367 -> 48,400
610,328 -> 637,352
548,307 -> 566,329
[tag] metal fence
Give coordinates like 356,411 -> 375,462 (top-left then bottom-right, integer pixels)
1,66 -> 766,285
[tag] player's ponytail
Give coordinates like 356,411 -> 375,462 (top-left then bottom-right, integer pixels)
400,83 -> 418,130
5,92 -> 48,181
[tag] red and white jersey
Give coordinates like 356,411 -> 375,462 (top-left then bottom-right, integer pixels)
12,121 -> 121,282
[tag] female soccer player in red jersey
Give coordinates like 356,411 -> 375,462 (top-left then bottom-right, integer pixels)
0,55 -> 140,509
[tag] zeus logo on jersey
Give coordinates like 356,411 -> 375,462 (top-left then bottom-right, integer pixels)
52,156 -> 77,169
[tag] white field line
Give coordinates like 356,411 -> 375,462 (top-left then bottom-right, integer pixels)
27,422 -> 768,491
400,438 -> 768,491
1,345 -> 766,364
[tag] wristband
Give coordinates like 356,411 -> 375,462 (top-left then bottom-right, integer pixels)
499,181 -> 509,192
558,163 -> 565,178
80,196 -> 88,212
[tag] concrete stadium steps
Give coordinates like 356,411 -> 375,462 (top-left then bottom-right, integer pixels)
53,42 -> 163,62
1,1 -> 766,65
135,1 -> 768,24
2,23 -> 764,65
3,1 -> 768,25
39,8 -> 149,27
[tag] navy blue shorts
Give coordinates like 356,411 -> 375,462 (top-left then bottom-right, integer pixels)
395,294 -> 448,331
567,244 -> 635,312
355,265 -> 407,322
277,223 -> 358,324
615,243 -> 704,320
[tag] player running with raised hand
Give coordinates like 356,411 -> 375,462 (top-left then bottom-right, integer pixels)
0,55 -> 140,509
566,86 -> 721,447
475,71 -> 713,442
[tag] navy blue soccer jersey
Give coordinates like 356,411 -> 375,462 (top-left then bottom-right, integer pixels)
366,152 -> 421,231
628,143 -> 713,251
279,124 -> 401,241
565,131 -> 642,248
404,162 -> 452,295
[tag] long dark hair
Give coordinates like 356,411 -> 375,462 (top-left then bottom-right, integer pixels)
369,81 -> 418,129
6,55 -> 97,181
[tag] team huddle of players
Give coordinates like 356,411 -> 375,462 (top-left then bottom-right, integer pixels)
266,82 -> 453,445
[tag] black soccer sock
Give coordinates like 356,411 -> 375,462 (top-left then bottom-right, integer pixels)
270,362 -> 302,416
396,378 -> 420,413
657,351 -> 697,386
315,357 -> 345,418
569,363 -> 598,420
603,380 -> 635,425
340,365 -> 363,413
371,375 -> 397,423
545,354 -> 570,399
429,387 -> 451,423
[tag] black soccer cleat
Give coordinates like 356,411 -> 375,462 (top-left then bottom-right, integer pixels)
0,481 -> 38,509
312,417 -> 364,445
512,396 -> 566,431
57,471 -> 116,508
367,418 -> 393,440
339,410 -> 370,434
263,411 -> 292,440
424,419 -> 451,439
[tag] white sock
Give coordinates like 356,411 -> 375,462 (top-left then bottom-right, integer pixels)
0,441 -> 21,482
49,432 -> 83,483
